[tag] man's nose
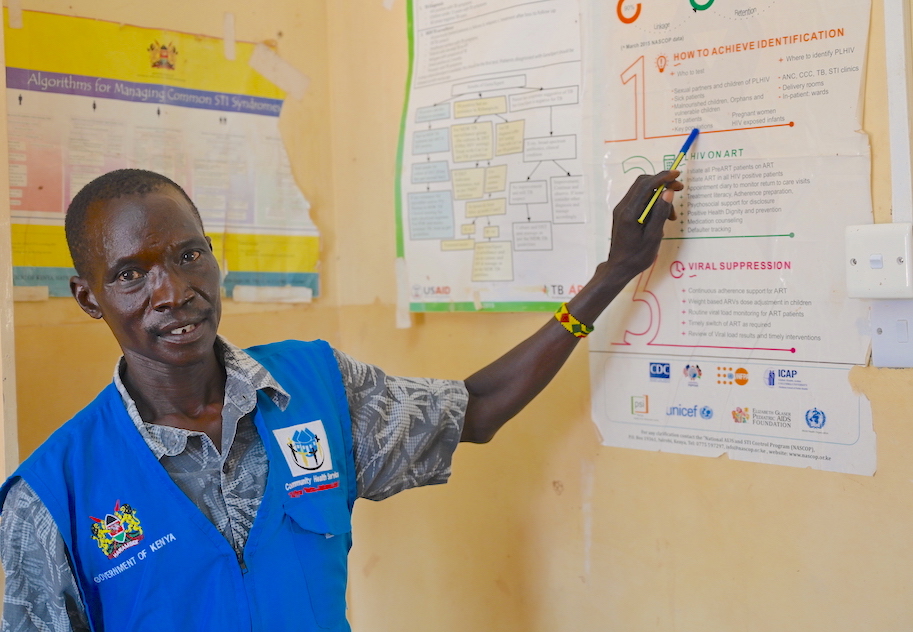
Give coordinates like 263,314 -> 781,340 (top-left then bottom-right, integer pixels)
150,266 -> 194,311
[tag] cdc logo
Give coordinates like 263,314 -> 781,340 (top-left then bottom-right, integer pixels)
805,408 -> 826,429
649,362 -> 671,381
699,406 -> 713,420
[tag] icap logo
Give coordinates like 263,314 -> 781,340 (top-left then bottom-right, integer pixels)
699,405 -> 713,420
805,408 -> 826,429
273,420 -> 335,477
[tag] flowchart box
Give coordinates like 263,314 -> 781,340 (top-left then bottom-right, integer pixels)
509,86 -> 580,112
496,120 -> 524,156
452,75 -> 526,95
485,165 -> 508,192
452,122 -> 493,163
454,96 -> 508,118
465,198 -> 506,218
483,226 -> 500,238
442,239 -> 475,251
413,128 -> 450,155
411,161 -> 450,184
523,135 -> 576,162
452,168 -> 486,200
509,180 -> 548,205
408,191 -> 454,240
461,223 -> 477,235
472,241 -> 513,282
415,103 -> 451,123
513,221 -> 553,251
551,175 -> 586,223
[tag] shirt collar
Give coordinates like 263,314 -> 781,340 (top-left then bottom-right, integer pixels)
112,336 -> 290,455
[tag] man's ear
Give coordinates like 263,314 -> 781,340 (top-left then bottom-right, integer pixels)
70,276 -> 103,320
206,235 -> 213,251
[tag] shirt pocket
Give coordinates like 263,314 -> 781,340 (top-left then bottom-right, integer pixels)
284,499 -> 352,630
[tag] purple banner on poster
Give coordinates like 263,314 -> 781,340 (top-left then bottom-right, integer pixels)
6,67 -> 282,116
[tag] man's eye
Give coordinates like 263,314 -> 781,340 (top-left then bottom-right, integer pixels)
182,250 -> 202,263
117,270 -> 142,282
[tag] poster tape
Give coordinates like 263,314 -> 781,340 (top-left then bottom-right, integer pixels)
249,43 -> 309,100
8,0 -> 22,28
395,257 -> 413,329
383,0 -> 396,9
223,12 -> 236,61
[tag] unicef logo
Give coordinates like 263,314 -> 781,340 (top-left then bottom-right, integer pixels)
805,408 -> 826,429
699,406 -> 713,420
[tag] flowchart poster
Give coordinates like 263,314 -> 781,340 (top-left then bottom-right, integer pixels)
397,0 -> 589,312
586,1 -> 876,474
5,11 -> 319,297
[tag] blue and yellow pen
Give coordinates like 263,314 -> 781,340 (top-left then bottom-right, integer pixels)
637,127 -> 700,224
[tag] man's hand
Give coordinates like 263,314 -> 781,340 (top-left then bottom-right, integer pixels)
460,170 -> 682,443
604,170 -> 683,289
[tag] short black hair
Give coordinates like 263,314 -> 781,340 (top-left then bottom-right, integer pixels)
65,169 -> 203,278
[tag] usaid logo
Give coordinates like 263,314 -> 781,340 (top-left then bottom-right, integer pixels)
411,285 -> 452,299
649,362 -> 671,381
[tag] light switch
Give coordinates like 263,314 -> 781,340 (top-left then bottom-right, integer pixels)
870,254 -> 884,269
872,300 -> 913,367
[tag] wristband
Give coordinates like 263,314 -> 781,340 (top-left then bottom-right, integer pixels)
554,303 -> 594,338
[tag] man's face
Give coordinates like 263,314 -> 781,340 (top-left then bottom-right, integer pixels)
70,185 -> 222,369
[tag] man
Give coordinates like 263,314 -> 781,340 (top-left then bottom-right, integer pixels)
0,168 -> 681,631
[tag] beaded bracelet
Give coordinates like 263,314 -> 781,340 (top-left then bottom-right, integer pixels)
554,303 -> 594,338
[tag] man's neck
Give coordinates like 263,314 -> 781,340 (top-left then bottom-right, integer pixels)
121,347 -> 227,448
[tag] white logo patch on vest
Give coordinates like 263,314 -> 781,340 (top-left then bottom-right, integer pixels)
273,420 -> 335,477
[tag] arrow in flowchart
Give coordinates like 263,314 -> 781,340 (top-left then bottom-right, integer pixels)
526,205 -> 531,221
552,160 -> 571,176
17,94 -> 22,105
527,162 -> 542,179
549,107 -> 553,135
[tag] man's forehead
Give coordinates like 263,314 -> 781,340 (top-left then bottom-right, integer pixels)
85,185 -> 201,230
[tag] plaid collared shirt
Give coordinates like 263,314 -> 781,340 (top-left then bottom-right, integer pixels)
0,338 -> 467,632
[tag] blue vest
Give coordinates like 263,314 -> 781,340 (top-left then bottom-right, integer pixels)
0,340 -> 357,632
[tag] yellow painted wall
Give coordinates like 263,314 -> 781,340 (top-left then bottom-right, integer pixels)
9,0 -> 911,630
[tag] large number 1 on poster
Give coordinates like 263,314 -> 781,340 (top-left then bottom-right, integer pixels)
619,56 -> 646,141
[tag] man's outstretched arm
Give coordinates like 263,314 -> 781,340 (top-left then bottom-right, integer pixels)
461,171 -> 682,443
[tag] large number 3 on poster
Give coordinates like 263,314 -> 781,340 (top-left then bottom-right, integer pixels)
614,157 -> 662,346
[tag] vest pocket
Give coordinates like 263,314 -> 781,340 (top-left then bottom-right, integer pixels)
285,503 -> 352,630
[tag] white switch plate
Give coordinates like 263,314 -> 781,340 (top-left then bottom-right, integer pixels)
845,223 -> 913,298
871,299 -> 913,367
